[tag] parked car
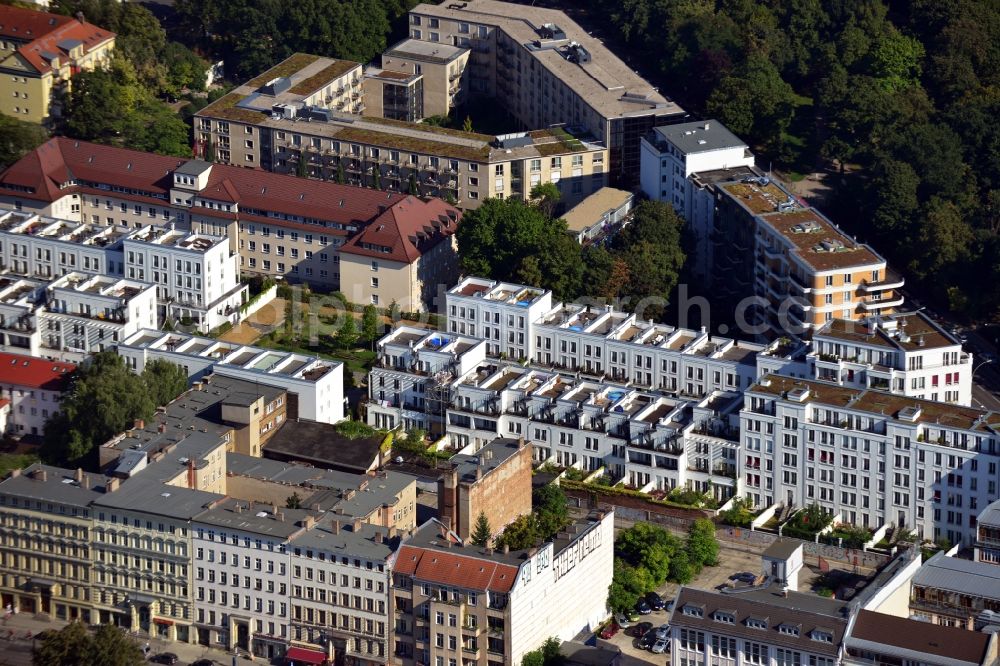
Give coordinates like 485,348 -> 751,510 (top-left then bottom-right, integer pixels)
636,598 -> 652,615
652,638 -> 670,654
150,655 -> 179,665
626,621 -> 653,638
639,629 -> 658,650
190,660 -> 215,666
656,624 -> 671,640
599,621 -> 620,640
614,611 -> 633,629
645,591 -> 666,610
731,571 -> 758,584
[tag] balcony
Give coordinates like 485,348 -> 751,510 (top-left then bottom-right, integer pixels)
860,296 -> 905,311
859,274 -> 905,292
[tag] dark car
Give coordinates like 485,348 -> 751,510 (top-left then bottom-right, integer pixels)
626,621 -> 653,638
645,591 -> 666,610
636,598 -> 652,615
731,571 -> 758,584
150,655 -> 179,665
639,629 -> 658,650
189,660 -> 215,666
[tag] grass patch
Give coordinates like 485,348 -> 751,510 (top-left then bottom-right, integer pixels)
335,126 -> 491,162
288,60 -> 360,95
366,115 -> 494,142
246,53 -> 323,88
0,452 -> 39,477
199,91 -> 261,124
259,323 -> 377,376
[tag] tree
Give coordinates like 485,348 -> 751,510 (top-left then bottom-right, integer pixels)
141,359 -> 188,408
706,55 -> 797,151
530,182 -> 561,217
615,522 -> 681,587
33,621 -> 144,666
41,352 -> 154,467
494,514 -> 539,551
520,637 -> 564,666
63,62 -> 141,142
0,114 -> 48,169
286,492 -> 302,509
361,304 -> 380,344
462,115 -> 474,133
687,518 -> 720,568
336,314 -> 358,349
533,484 -> 569,538
668,550 -> 696,584
471,511 -> 492,547
407,173 -> 419,195
607,557 -> 654,613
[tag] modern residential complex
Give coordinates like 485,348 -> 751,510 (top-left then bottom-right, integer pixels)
0,350 -> 73,436
391,511 -> 614,666
195,53 -> 610,211
0,4 -> 115,123
0,137 -> 462,308
406,0 -> 685,185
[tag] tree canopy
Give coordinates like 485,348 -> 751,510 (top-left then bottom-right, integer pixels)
41,353 -> 188,467
494,483 -> 570,551
33,622 -> 144,666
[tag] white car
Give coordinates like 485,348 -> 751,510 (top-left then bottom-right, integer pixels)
652,638 -> 669,654
656,624 -> 670,640
614,612 -> 633,629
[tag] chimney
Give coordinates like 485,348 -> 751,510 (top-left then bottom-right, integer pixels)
388,526 -> 397,539
518,436 -> 525,449
352,518 -> 362,531
301,515 -> 315,529
375,532 -> 384,544
82,475 -> 90,490
249,499 -> 255,509
192,382 -> 203,392
8,469 -> 19,478
106,477 -> 120,493
441,516 -> 452,533
276,511 -> 285,522
271,503 -> 278,515
332,521 -> 341,535
158,423 -> 167,434
703,122 -> 711,130
311,503 -> 321,511
475,466 -> 482,481
187,459 -> 196,489
134,418 -> 145,431
235,503 -> 243,514
502,543 -> 509,554
33,468 -> 47,482
485,547 -> 493,555
74,468 -> 83,482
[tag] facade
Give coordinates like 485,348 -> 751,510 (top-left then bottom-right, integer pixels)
438,437 -> 533,541
406,0 -> 685,186
391,511 -> 614,666
0,271 -> 156,361
0,465 -> 104,622
0,5 -> 115,123
378,38 -> 469,119
741,374 -> 1000,545
194,52 -> 610,211
0,205 -> 244,332
909,552 -> 1000,629
561,187 -> 634,244
760,311 -> 973,406
975,499 -> 1000,565
669,586 -> 847,666
0,349 -> 73,436
363,68 -> 425,122
288,517 -> 399,665
116,329 -> 345,424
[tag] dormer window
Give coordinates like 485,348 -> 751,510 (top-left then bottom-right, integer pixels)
746,617 -> 768,630
778,623 -> 800,637
682,604 -> 704,618
713,611 -> 735,624
811,629 -> 833,643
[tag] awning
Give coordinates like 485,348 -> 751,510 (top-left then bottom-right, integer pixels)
152,618 -> 173,625
285,646 -> 326,665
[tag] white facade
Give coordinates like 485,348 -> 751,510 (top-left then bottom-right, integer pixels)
507,510 -> 614,664
118,329 -> 346,424
0,208 -> 245,332
445,277 -> 553,360
742,374 -> 1000,546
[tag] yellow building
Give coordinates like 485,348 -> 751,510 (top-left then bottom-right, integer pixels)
0,4 -> 115,123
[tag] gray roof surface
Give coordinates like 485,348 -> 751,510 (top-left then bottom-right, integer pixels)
174,159 -> 213,177
763,538 -> 802,561
653,120 -> 746,155
912,552 -> 1000,600
263,420 -> 383,473
225,452 -> 361,490
977,498 -> 1000,527
193,497 -> 311,539
0,464 -> 106,507
847,610 -> 992,666
93,477 -> 222,520
449,437 -> 524,484
325,471 -> 414,518
288,515 -> 397,561
386,38 -> 467,63
670,586 -> 847,657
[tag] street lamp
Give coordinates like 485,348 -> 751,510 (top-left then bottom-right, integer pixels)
974,358 -> 994,376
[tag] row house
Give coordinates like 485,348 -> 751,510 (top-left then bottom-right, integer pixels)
0,349 -> 73,436
741,374 -> 1000,545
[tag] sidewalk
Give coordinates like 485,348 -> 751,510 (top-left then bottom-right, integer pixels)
0,612 -> 258,666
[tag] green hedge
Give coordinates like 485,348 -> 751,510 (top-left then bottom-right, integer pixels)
560,479 -> 713,512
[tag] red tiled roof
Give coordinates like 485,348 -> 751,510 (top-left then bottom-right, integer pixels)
0,138 -> 403,229
395,545 -> 519,593
0,5 -> 115,76
340,196 -> 460,263
0,352 -> 74,391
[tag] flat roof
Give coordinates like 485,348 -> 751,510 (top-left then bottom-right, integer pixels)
816,311 -> 956,352
410,0 -> 681,120
386,38 -> 467,63
651,120 -> 747,155
561,187 -> 633,232
912,552 -> 1000,600
0,464 -> 106,507
447,437 -> 525,484
288,515 -> 397,560
263,420 -> 383,474
194,497 -> 312,538
93,478 -> 222,520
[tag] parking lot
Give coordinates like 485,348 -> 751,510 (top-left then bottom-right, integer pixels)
594,541 -> 825,664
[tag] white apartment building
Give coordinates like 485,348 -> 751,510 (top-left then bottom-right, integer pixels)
191,499 -> 298,659
0,207 -> 245,332
445,277 -> 554,360
367,326 -> 744,501
741,374 -> 1000,545
287,517 -> 398,666
117,329 -> 345,424
639,120 -> 754,279
0,272 -> 156,361
758,311 -> 973,406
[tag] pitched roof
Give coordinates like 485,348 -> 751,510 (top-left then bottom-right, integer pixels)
340,195 -> 460,263
0,5 -> 115,76
0,352 -> 74,390
394,544 -> 519,592
848,610 -> 992,666
0,138 -> 404,228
